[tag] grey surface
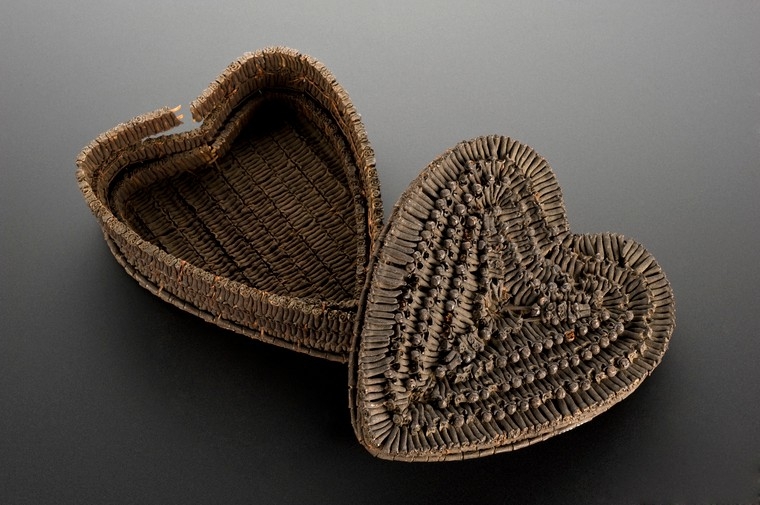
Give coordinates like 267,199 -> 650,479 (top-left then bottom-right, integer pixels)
1,1 -> 759,503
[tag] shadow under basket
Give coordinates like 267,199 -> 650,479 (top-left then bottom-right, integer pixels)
77,47 -> 384,362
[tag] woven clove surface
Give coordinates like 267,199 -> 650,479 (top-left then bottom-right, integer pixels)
115,96 -> 359,301
77,48 -> 383,362
350,135 -> 675,461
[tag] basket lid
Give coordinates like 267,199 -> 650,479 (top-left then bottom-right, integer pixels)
349,135 -> 675,461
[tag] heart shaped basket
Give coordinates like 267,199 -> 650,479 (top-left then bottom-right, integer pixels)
78,50 -> 675,461
77,47 -> 384,362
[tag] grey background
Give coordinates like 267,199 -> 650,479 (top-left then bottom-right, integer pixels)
2,1 -> 759,503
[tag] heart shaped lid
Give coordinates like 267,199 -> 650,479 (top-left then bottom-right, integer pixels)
350,135 -> 675,461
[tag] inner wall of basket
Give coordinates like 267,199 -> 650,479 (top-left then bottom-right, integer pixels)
115,93 -> 360,301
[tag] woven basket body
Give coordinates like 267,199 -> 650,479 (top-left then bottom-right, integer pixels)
350,136 -> 675,461
77,48 -> 383,361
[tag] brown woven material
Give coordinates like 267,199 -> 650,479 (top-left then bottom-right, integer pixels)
76,47 -> 383,362
78,51 -> 674,460
349,135 -> 675,461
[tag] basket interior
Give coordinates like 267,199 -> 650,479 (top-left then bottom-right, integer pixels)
111,93 -> 361,302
